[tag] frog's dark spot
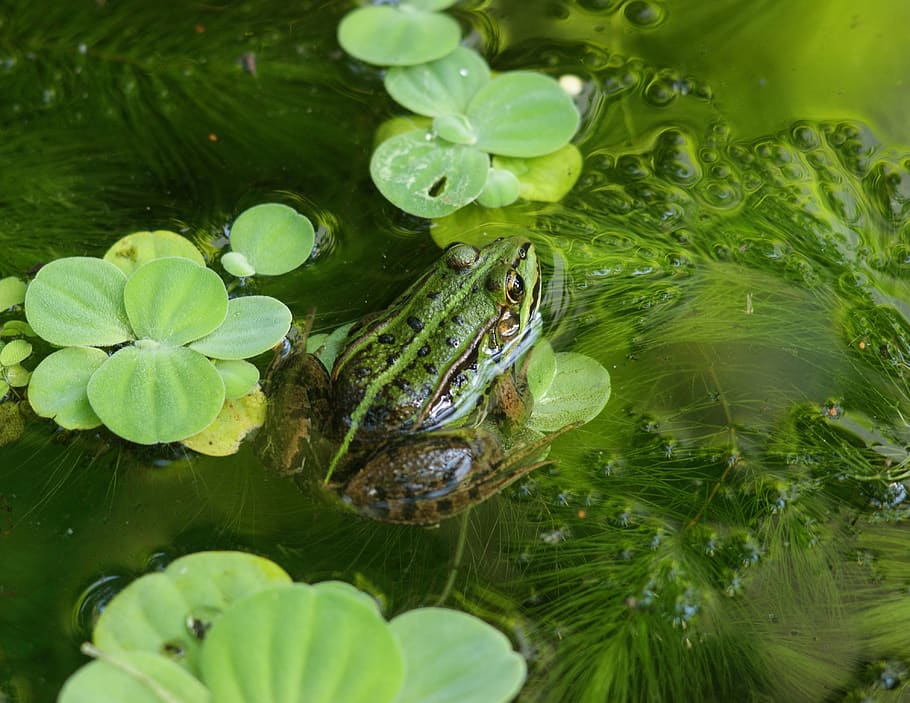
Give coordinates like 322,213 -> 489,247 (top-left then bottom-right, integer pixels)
407,316 -> 424,332
471,283 -> 480,294
368,485 -> 387,501
424,363 -> 438,375
354,366 -> 371,378
188,617 -> 210,640
417,345 -> 431,357
436,498 -> 453,513
427,291 -> 441,300
445,337 -> 459,348
468,486 -> 481,500
386,352 -> 400,366
400,500 -> 417,521
452,373 -> 467,387
441,467 -> 457,483
162,641 -> 185,657
393,378 -> 411,392
378,333 -> 395,344
451,314 -> 465,326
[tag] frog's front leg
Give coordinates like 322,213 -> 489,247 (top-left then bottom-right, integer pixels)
342,428 -> 556,525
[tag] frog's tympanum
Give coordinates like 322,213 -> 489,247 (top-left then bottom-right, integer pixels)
265,237 -> 567,524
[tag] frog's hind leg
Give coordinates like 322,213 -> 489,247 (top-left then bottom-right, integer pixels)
343,423 -> 579,525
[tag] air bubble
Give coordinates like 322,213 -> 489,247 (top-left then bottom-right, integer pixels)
623,0 -> 666,27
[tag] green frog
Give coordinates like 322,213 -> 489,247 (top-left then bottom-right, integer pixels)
265,237 -> 566,524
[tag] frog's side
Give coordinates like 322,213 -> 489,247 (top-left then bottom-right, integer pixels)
266,237 -> 559,525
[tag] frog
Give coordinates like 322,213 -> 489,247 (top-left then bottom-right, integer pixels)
264,237 -> 569,525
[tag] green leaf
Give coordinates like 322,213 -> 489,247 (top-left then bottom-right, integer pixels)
182,387 -> 267,457
24,257 -> 132,347
189,296 -> 291,360
374,115 -> 434,149
526,339 -> 557,400
493,144 -> 583,202
5,365 -> 30,388
94,551 -> 292,676
103,230 -> 206,275
200,584 -> 404,703
384,47 -> 490,117
0,276 -> 26,310
220,251 -> 256,278
433,113 -> 477,145
468,72 -> 580,157
0,339 -> 31,366
0,380 -> 8,400
86,344 -> 225,444
228,203 -> 315,276
389,608 -> 526,703
212,359 -> 260,399
1,320 -> 35,337
124,258 -> 228,346
370,130 -> 489,218
337,6 -> 460,67
476,167 -> 521,208
28,347 -> 108,429
309,322 -> 354,370
58,650 -> 211,703
527,351 -> 611,432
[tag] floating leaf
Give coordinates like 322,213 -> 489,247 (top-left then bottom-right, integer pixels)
309,322 -> 354,370
189,296 -> 291,360
526,339 -> 557,401
212,359 -> 260,399
0,276 -> 26,310
476,167 -> 521,208
374,115 -> 434,149
389,608 -> 526,703
94,551 -> 291,676
28,347 -> 108,429
220,251 -> 256,278
433,113 -> 477,145
337,5 -> 460,67
527,351 -> 611,432
1,320 -> 35,337
468,72 -> 580,157
0,339 -> 31,366
58,650 -> 211,703
86,344 -> 225,444
312,580 -> 384,617
200,585 -> 404,703
5,365 -> 30,388
182,386 -> 266,456
228,203 -> 315,276
124,258 -> 227,346
103,230 -> 206,275
384,47 -> 490,117
370,131 -> 489,218
24,257 -> 132,347
493,144 -> 583,202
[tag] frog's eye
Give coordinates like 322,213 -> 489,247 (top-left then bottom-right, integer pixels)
445,243 -> 479,270
505,270 -> 525,304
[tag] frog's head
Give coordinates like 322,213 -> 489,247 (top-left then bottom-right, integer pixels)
444,236 -> 542,366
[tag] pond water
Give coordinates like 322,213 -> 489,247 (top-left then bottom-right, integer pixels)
3,1 -> 910,700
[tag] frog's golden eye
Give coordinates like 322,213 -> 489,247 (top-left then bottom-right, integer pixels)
505,270 -> 525,304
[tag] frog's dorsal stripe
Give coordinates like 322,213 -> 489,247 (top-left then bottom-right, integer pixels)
325,239 -> 539,483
